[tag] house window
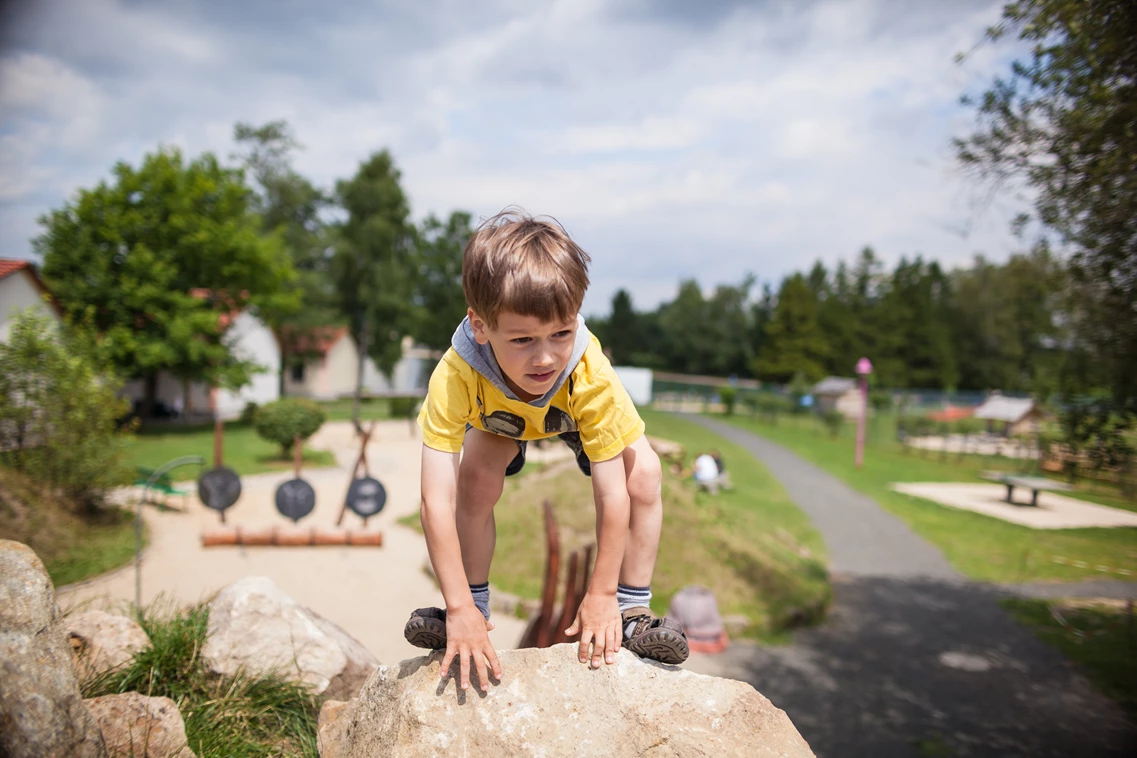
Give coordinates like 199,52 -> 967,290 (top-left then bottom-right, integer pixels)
291,363 -> 306,383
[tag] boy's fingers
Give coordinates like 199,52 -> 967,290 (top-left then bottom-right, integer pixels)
578,630 -> 593,663
486,645 -> 503,680
460,648 -> 471,690
565,619 -> 579,636
474,653 -> 490,693
605,626 -> 617,664
440,645 -> 456,680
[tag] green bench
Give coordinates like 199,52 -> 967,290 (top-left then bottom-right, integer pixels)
980,471 -> 1072,507
134,466 -> 191,509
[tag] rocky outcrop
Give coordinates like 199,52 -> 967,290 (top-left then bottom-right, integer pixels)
69,610 -> 151,679
317,644 -> 815,758
203,576 -> 379,700
85,692 -> 196,758
0,539 -> 108,758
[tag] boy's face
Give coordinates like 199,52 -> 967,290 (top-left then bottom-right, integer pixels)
469,308 -> 578,402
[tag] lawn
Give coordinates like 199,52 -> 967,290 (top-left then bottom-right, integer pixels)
1002,597 -> 1137,721
123,422 -> 336,478
721,411 -> 1137,584
404,409 -> 831,642
317,397 -> 396,422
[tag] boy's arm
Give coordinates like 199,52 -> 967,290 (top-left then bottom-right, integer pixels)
420,444 -> 502,691
565,451 -> 629,667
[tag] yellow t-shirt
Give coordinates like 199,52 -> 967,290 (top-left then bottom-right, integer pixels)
418,334 -> 645,463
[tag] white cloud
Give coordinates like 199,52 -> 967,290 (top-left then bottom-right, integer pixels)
0,0 -> 1031,315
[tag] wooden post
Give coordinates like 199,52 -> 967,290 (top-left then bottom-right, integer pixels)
213,417 -> 224,468
293,435 -> 303,477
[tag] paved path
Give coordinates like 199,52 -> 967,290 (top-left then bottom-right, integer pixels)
683,415 -> 1136,758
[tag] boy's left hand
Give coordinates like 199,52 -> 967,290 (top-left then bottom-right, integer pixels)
565,591 -> 621,668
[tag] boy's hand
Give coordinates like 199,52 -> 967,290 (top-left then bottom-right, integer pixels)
565,591 -> 621,668
440,606 -> 502,692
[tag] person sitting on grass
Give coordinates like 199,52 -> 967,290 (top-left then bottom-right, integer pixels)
405,208 -> 689,693
692,450 -> 731,494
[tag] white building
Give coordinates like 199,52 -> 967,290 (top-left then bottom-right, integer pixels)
812,376 -> 865,419
973,394 -> 1043,437
0,258 -> 62,342
283,327 -> 433,400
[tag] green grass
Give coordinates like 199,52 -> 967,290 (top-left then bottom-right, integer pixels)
406,410 -> 831,642
1002,597 -> 1137,721
0,468 -> 142,586
82,603 -> 320,758
316,397 -> 396,422
123,422 -> 336,478
720,412 -> 1137,584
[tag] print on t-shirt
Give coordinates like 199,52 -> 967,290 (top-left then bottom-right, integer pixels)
543,406 -> 577,434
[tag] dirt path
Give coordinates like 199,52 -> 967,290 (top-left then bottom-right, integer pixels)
58,420 -> 530,664
683,415 -> 1136,758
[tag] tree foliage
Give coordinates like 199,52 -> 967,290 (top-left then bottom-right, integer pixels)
36,147 -> 294,409
410,211 -> 474,351
956,0 -> 1137,409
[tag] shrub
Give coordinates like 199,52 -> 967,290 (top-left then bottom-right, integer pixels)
388,395 -> 419,419
0,310 -> 130,509
718,386 -> 738,416
820,409 -> 845,438
238,401 -> 259,425
253,398 -> 326,456
756,394 -> 790,424
869,391 -> 892,413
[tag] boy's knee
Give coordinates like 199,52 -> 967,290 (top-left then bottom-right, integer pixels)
459,465 -> 506,508
628,447 -> 662,506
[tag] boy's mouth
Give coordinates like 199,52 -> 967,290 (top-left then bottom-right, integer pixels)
527,369 -> 556,383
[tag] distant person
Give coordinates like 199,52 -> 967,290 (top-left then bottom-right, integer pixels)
693,450 -> 731,494
405,209 -> 689,695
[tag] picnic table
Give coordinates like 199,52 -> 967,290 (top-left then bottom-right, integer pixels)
980,471 -> 1072,507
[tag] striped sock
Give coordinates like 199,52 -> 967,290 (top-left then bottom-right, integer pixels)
617,584 -> 652,639
469,582 -> 490,620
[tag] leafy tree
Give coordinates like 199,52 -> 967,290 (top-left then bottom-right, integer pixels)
752,274 -> 829,383
37,147 -> 294,414
253,397 -> 326,457
0,310 -> 130,508
704,279 -> 755,377
956,0 -> 1137,409
411,211 -> 474,351
606,289 -> 639,365
657,280 -> 711,374
332,150 -> 415,382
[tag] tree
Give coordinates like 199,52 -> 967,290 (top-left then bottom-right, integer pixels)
332,150 -> 414,381
606,289 -> 639,365
37,147 -> 294,415
956,0 -> 1137,409
411,211 -> 474,351
752,274 -> 829,384
233,121 -> 338,391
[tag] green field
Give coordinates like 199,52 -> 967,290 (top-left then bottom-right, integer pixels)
1002,598 -> 1137,721
123,422 -> 336,478
720,411 -> 1137,584
404,409 -> 831,642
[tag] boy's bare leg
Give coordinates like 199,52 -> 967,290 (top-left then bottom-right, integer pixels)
613,435 -> 663,587
456,428 -> 519,585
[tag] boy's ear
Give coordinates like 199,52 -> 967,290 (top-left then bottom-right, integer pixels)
468,308 -> 491,345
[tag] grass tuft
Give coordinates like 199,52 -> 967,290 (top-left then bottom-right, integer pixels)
83,602 -> 320,758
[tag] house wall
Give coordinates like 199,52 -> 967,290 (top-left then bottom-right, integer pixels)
0,270 -> 60,342
614,367 -> 653,406
835,389 -> 865,420
321,335 -> 360,399
362,352 -> 432,396
214,311 -> 281,418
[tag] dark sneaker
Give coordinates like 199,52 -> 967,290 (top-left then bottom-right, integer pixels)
404,607 -> 447,650
621,605 -> 690,664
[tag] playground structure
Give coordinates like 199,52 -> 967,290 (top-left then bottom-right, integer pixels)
518,500 -> 595,648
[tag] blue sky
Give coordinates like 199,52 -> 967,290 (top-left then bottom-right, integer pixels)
0,0 -> 1031,315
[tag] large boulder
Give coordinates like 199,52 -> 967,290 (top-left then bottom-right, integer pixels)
0,539 -> 108,758
84,692 -> 195,758
203,576 -> 378,700
69,610 -> 151,679
317,644 -> 815,758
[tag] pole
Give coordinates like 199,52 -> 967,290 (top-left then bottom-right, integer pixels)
855,374 -> 867,469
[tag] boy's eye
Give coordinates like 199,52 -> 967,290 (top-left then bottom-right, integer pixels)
553,330 -> 572,339
510,337 -> 532,345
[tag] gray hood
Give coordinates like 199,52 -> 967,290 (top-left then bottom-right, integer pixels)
451,314 -> 590,408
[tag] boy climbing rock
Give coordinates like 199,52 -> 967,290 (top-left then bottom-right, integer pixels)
405,209 -> 689,692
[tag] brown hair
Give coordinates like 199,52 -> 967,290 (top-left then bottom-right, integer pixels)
462,207 -> 591,328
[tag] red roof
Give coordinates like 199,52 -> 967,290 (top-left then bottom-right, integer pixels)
0,258 -> 31,280
0,258 -> 63,316
281,325 -> 350,356
928,405 -> 975,423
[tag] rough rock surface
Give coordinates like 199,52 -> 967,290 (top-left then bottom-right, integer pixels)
0,539 -> 108,758
317,644 -> 815,758
69,610 -> 151,678
85,692 -> 196,758
203,576 -> 379,699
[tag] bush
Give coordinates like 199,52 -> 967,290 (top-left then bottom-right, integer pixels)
820,409 -> 845,438
388,395 -> 419,419
718,386 -> 738,416
253,398 -> 326,456
0,310 -> 130,509
238,401 -> 259,425
869,391 -> 892,413
756,394 -> 790,424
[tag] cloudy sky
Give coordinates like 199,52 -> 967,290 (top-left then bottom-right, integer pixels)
0,0 -> 1030,315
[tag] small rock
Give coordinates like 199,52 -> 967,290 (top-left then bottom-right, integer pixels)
938,651 -> 993,672
85,692 -> 195,758
0,539 -> 108,758
69,610 -> 151,679
203,577 -> 379,699
318,644 -> 815,758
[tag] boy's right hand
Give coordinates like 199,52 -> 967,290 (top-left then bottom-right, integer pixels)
440,605 -> 502,692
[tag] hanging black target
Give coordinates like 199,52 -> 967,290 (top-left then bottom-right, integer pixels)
275,478 -> 316,522
345,477 -> 387,519
198,466 -> 241,512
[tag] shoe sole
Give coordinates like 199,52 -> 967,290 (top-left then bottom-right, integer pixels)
404,616 -> 447,650
626,628 -> 690,665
